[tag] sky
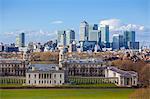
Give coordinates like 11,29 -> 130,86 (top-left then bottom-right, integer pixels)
0,0 -> 150,44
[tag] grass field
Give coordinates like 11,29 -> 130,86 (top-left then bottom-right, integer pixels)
0,88 -> 135,99
0,84 -> 24,87
63,83 -> 117,88
0,83 -> 117,88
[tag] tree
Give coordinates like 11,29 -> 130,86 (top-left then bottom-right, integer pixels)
140,64 -> 150,87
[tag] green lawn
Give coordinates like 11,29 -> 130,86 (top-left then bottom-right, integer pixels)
63,83 -> 117,88
0,84 -> 24,87
0,88 -> 135,99
0,83 -> 117,88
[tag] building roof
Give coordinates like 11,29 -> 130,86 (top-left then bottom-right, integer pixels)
108,66 -> 137,77
28,64 -> 59,71
27,70 -> 64,73
27,64 -> 63,73
0,58 -> 25,64
64,59 -> 103,64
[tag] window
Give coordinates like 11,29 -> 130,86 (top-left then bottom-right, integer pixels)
29,74 -> 30,78
113,72 -> 116,77
39,81 -> 40,84
29,80 -> 30,84
34,80 -> 36,84
60,74 -> 62,78
47,74 -> 49,79
54,74 -> 56,78
121,80 -> 123,85
60,80 -> 61,84
50,80 -> 51,84
44,74 -> 46,79
47,80 -> 49,84
39,74 -> 41,79
54,80 -> 56,84
50,74 -> 52,79
134,80 -> 136,84
34,74 -> 36,78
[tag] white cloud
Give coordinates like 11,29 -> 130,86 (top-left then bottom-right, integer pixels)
100,19 -> 149,33
5,32 -> 14,35
51,20 -> 63,24
100,19 -> 150,42
4,29 -> 57,38
100,19 -> 124,30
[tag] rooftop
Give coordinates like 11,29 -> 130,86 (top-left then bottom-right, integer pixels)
64,59 -> 103,64
27,64 -> 62,73
108,66 -> 137,77
0,58 -> 25,64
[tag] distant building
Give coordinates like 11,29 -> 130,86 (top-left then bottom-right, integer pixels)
89,24 -> 98,30
124,31 -> 135,49
112,34 -> 124,50
16,36 -> 20,47
89,24 -> 101,44
94,44 -> 101,52
0,44 -> 4,52
19,33 -> 25,47
128,42 -> 139,49
4,44 -> 19,52
4,46 -> 19,52
26,64 -> 64,86
100,25 -> 109,44
79,41 -> 97,51
57,30 -> 66,46
57,29 -> 75,46
80,21 -> 89,41
66,29 -> 75,45
124,31 -> 135,43
60,33 -> 66,46
69,41 -> 77,52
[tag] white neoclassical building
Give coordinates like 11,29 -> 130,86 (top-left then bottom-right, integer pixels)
26,64 -> 64,86
105,66 -> 138,87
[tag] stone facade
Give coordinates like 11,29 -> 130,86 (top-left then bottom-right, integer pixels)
62,59 -> 138,87
105,66 -> 138,87
62,59 -> 106,77
0,59 -> 28,76
26,71 -> 64,86
26,64 -> 64,86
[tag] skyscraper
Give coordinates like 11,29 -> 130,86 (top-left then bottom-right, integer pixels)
18,33 -> 25,47
57,30 -> 65,43
79,21 -> 89,41
57,29 -> 75,46
66,29 -> 75,45
60,33 -> 66,46
16,36 -> 20,47
100,25 -> 109,43
89,24 -> 101,44
124,31 -> 135,48
89,24 -> 98,30
112,34 -> 124,50
124,31 -> 135,43
57,30 -> 66,46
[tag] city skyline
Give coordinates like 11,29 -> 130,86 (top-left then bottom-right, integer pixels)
0,0 -> 149,44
